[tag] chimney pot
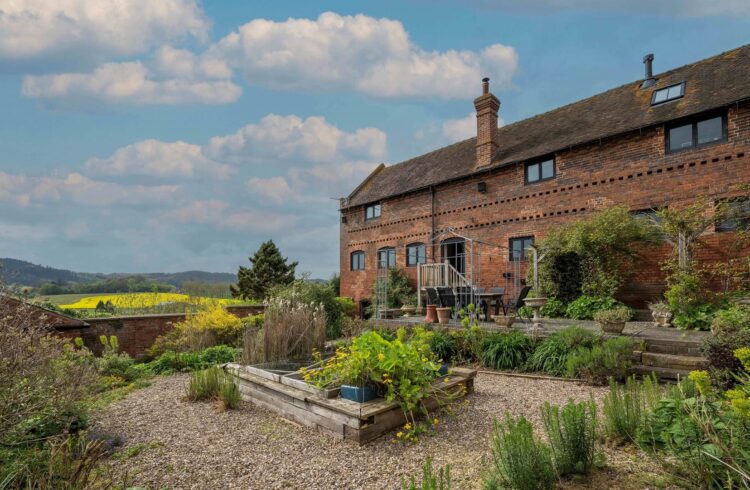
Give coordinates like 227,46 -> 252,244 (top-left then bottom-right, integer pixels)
641,53 -> 656,88
482,77 -> 490,94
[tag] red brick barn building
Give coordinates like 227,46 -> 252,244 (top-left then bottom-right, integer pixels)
339,45 -> 750,313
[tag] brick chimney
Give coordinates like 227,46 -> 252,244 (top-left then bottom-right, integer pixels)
474,77 -> 500,169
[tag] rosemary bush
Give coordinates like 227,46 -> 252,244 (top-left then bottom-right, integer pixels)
401,456 -> 451,490
602,374 -> 661,443
541,399 -> 598,476
484,414 -> 556,490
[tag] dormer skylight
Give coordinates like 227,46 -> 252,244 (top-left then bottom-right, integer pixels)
651,82 -> 685,105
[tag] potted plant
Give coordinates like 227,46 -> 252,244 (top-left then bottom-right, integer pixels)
648,301 -> 672,327
436,307 -> 452,324
594,306 -> 633,334
492,315 -> 515,328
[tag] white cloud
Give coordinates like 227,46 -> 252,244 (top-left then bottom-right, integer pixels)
22,60 -> 241,107
160,199 -> 293,233
0,0 -> 208,64
459,0 -> 750,15
205,114 -> 387,166
246,177 -> 292,204
0,171 -> 178,206
85,139 -> 233,180
209,12 -> 518,99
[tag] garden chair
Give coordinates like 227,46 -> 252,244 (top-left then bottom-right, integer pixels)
425,287 -> 440,306
500,286 -> 532,316
436,287 -> 457,309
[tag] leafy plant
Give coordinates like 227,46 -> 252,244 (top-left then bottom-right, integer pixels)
710,304 -> 750,335
148,305 -> 245,356
565,295 -> 622,320
541,398 -> 598,476
401,456 -> 451,490
484,414 -> 556,490
593,306 -> 633,324
147,345 -> 238,374
429,331 -> 459,364
565,336 -> 634,385
480,331 -> 534,371
525,326 -> 596,376
539,297 -> 566,318
700,329 -> 750,389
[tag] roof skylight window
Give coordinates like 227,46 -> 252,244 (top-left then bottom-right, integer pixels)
651,82 -> 685,105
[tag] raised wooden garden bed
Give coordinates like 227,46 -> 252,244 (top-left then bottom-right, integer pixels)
224,362 -> 476,445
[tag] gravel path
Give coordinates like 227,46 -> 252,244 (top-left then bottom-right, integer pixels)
94,373 -> 669,490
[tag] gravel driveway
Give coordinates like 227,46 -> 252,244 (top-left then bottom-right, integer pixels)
94,373 -> 669,490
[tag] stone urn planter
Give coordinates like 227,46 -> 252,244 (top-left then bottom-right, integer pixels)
401,305 -> 416,317
522,297 -> 547,336
424,304 -> 438,323
652,311 -> 673,328
593,306 -> 632,335
492,315 -> 515,329
436,307 -> 452,324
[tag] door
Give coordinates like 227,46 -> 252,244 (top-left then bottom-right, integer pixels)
441,238 -> 465,275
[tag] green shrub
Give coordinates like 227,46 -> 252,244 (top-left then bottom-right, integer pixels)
602,374 -> 661,443
539,297 -> 566,318
148,345 -> 238,374
401,456 -> 451,490
710,304 -> 750,334
565,295 -> 621,320
335,297 -> 356,318
664,270 -> 716,330
525,326 -> 596,376
541,399 -> 598,476
700,329 -> 750,389
96,335 -> 149,384
484,414 -> 556,490
480,331 -> 533,371
429,331 -> 459,364
565,336 -> 634,385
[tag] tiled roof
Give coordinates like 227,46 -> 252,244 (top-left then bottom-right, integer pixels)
346,44 -> 750,208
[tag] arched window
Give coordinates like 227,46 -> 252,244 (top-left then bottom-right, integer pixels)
377,247 -> 396,269
406,243 -> 426,266
350,251 -> 365,271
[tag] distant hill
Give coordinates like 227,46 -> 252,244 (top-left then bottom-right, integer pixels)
0,258 -> 236,288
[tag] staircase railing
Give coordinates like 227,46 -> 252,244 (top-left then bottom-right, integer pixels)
417,262 -> 473,308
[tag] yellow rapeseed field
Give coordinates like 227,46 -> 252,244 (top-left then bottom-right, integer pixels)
60,293 -> 244,310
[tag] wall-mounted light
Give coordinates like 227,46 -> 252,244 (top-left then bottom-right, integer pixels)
477,181 -> 487,193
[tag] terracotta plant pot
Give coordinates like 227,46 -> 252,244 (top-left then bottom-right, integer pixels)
436,307 -> 452,324
492,315 -> 515,328
424,304 -> 438,323
599,321 -> 626,334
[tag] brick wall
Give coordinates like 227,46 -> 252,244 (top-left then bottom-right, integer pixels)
54,304 -> 264,358
340,102 -> 750,310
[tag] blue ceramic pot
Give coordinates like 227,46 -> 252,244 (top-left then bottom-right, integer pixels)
340,384 -> 378,403
439,363 -> 449,376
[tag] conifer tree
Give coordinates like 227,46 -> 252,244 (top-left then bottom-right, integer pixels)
231,240 -> 297,300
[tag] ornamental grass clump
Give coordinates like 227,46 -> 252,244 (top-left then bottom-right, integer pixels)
541,399 -> 598,477
480,331 -> 533,371
484,413 -> 556,490
186,366 -> 241,410
401,456 -> 452,490
525,326 -> 596,376
255,296 -> 327,363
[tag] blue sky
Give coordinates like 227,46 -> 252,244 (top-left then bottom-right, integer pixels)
0,0 -> 748,279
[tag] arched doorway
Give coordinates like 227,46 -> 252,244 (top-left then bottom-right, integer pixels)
441,238 -> 465,274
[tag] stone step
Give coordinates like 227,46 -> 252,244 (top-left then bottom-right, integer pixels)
641,352 -> 708,370
630,365 -> 693,381
639,338 -> 703,356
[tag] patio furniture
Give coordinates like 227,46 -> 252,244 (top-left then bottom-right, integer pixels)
455,286 -> 474,310
436,287 -> 457,309
425,287 -> 440,306
499,286 -> 532,316
476,288 -> 505,320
